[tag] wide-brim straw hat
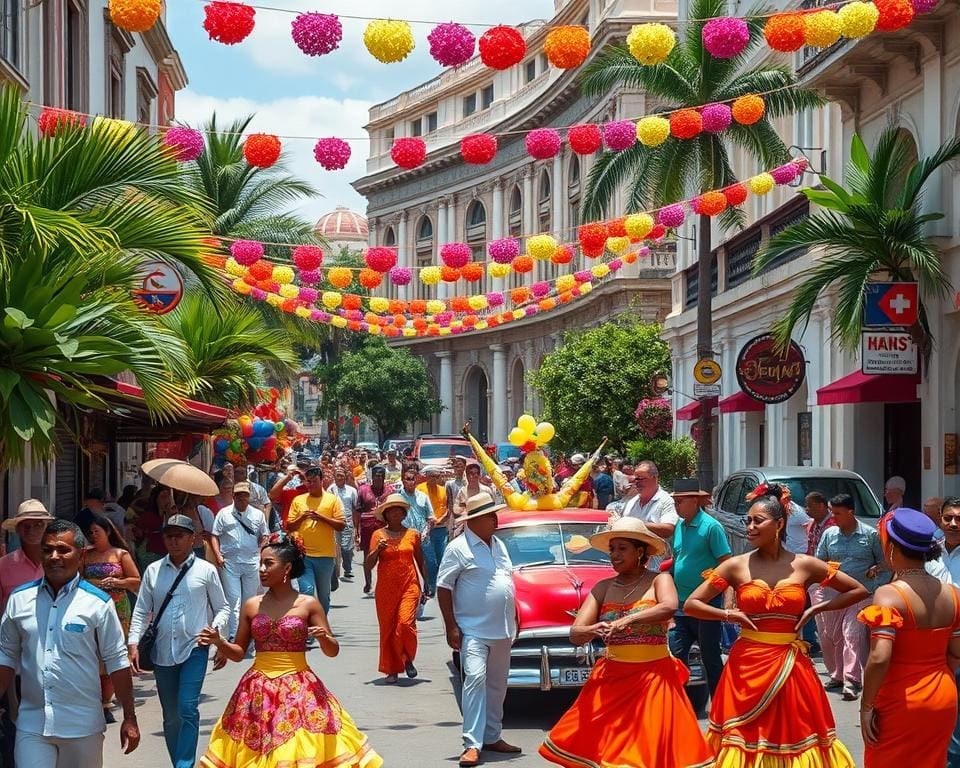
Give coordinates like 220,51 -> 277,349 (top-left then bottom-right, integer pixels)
375,493 -> 410,522
2,499 -> 54,532
590,517 -> 666,556
456,492 -> 506,522
141,459 -> 218,496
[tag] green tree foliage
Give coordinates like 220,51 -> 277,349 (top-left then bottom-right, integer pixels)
319,338 -> 442,443
530,319 -> 671,453
625,437 -> 698,490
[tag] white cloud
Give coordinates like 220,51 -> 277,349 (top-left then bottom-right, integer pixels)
175,90 -> 373,222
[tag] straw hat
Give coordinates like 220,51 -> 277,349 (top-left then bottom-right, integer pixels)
141,459 -> 218,496
375,493 -> 410,522
2,499 -> 54,532
671,478 -> 711,498
456,492 -> 505,522
232,482 -> 251,494
589,517 -> 666,555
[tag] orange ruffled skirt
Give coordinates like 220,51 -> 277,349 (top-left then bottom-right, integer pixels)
707,633 -> 855,768
540,648 -> 715,768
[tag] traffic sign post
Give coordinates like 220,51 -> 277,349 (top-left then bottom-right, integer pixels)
864,282 -> 918,327
693,382 -> 721,398
694,358 -> 722,386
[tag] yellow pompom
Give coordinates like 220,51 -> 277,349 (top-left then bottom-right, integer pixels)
527,234 -> 558,260
402,327 -> 417,337
331,316 -> 348,328
488,262 -> 511,278
363,19 -> 415,63
266,294 -> 283,308
108,0 -> 161,33
475,320 -> 488,330
625,213 -> 655,239
294,306 -> 312,318
606,236 -> 630,254
426,299 -> 445,314
420,266 -> 441,285
468,294 -> 488,311
580,282 -> 593,295
626,23 -> 675,65
369,297 -> 389,313
512,309 -> 525,320
278,284 -> 299,299
803,10 -> 842,48
225,257 -> 246,277
591,263 -> 610,279
321,291 -> 342,309
556,274 -> 576,292
636,116 -> 670,147
748,173 -> 775,195
838,1 -> 879,37
438,327 -> 451,336
232,278 -> 252,294
272,266 -> 294,285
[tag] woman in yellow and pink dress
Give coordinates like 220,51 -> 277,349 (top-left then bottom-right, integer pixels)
540,517 -> 714,768
198,533 -> 381,768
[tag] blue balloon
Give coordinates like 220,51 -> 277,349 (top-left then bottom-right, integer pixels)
214,438 -> 229,454
247,437 -> 264,451
258,420 -> 275,437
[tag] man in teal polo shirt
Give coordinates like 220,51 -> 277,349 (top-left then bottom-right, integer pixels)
668,478 -> 731,698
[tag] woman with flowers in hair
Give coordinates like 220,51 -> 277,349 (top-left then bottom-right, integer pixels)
198,532 -> 382,768
684,484 -> 868,768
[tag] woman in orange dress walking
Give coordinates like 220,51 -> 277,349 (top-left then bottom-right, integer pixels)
540,518 -> 714,768
366,493 -> 427,684
858,507 -> 960,767
685,485 -> 868,768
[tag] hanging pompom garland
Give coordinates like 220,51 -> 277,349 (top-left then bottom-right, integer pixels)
527,234 -> 558,260
292,245 -> 323,271
543,26 -> 591,69
626,23 -> 676,65
724,183 -> 749,206
479,25 -> 526,70
461,133 -> 498,164
637,116 -> 670,147
552,244 -> 575,264
748,172 -> 775,195
568,124 -> 602,154
578,223 -> 608,257
363,19 -> 415,63
531,281 -> 551,298
391,137 -> 427,169
299,269 -> 322,285
427,22 -> 476,67
693,191 -> 728,216
658,203 -> 686,228
327,267 -> 353,289
625,213 -> 654,239
803,10 -> 842,47
763,13 -> 806,52
109,0 -> 161,33
225,258 -> 246,277
163,127 -> 204,161
670,109 -> 703,140
512,255 -> 534,273
38,108 -> 86,137
364,246 -> 397,272
526,128 -> 563,160
488,237 -> 520,263
314,137 -> 351,170
701,103 -> 733,133
247,260 -> 274,281
272,266 -> 295,285
358,268 -> 383,289
230,240 -> 264,265
838,1 -> 880,35
488,262 -> 512,278
649,224 -> 666,240
701,17 -> 751,58
770,162 -> 800,184
912,0 -> 939,13
440,242 -> 471,268
462,263 -> 484,282
606,236 -> 630,254
603,120 -> 637,152
440,265 -> 461,282
873,0 -> 914,30
291,12 -> 342,57
203,2 -> 256,45
243,134 -> 282,168
732,94 -> 765,125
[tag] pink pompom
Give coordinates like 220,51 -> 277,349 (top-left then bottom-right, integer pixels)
230,240 -> 264,265
603,120 -> 636,152
163,127 -> 204,161
487,237 -> 520,263
609,258 -> 623,271
460,134 -> 498,164
658,203 -> 686,228
435,311 -> 453,326
531,281 -> 551,298
525,128 -> 562,160
250,288 -> 267,301
574,270 -> 592,283
299,269 -> 322,285
912,0 -> 939,12
291,12 -> 342,56
291,245 -> 323,270
428,22 -> 476,67
638,246 -> 651,257
310,309 -> 324,321
487,291 -> 505,307
771,162 -> 799,184
701,17 -> 751,58
525,305 -> 539,316
365,246 -> 398,272
391,137 -> 427,169
701,103 -> 732,133
568,124 -> 602,155
298,287 -> 319,303
389,266 -> 412,286
314,137 -> 351,170
440,242 -> 471,269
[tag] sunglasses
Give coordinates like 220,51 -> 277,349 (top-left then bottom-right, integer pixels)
942,514 -> 960,524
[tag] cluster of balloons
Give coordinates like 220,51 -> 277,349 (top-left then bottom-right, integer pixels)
213,396 -> 299,465
508,414 -> 556,453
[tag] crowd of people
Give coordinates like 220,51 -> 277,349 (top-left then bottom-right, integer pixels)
0,443 -> 957,768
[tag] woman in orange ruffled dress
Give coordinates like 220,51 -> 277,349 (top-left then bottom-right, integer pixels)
540,517 -> 714,768
858,507 -> 960,767
198,533 -> 381,768
685,484 -> 868,768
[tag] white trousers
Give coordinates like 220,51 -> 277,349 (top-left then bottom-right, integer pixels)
16,731 -> 104,768
221,562 -> 260,640
460,635 -> 512,750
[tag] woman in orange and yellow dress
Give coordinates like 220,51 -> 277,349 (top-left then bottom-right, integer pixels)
540,517 -> 714,768
685,485 -> 868,768
858,507 -> 960,767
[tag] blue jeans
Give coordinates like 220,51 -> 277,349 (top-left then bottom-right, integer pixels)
298,555 -> 336,613
948,670 -> 960,768
153,646 -> 209,768
669,594 -> 725,697
425,527 -> 448,594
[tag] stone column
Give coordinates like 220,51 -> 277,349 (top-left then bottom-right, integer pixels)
436,199 -> 448,301
368,216 -> 378,249
397,212 -> 408,301
522,167 -> 534,248
523,340 -> 536,414
445,197 -> 457,301
491,180 -> 504,240
437,351 -> 454,434
491,344 -> 508,441
550,153 -> 564,282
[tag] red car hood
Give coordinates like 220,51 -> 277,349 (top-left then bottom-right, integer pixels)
513,563 -> 613,631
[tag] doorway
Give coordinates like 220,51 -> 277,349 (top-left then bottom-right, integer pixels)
884,402 -> 921,508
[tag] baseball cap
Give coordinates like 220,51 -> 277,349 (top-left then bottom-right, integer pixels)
163,514 -> 196,534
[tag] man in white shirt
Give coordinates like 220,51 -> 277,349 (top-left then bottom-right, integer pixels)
0,519 -> 138,767
210,482 -> 268,640
784,498 -> 813,554
328,467 -> 359,581
620,460 -> 679,567
437,493 -> 520,768
128,515 -> 229,768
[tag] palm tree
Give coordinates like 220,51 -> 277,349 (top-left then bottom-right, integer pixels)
0,86 -> 224,468
580,0 -> 822,486
754,125 -> 960,357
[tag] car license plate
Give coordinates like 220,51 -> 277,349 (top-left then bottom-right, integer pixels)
558,667 -> 592,685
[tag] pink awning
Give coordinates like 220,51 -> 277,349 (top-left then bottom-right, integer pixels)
676,397 -> 718,421
719,390 -> 765,414
816,371 -> 919,406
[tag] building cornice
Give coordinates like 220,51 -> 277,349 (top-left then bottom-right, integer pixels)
140,20 -> 188,91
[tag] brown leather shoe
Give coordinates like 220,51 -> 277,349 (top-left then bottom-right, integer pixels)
459,747 -> 482,766
482,739 -> 521,753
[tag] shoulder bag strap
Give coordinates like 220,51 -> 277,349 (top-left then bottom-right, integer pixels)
146,559 -> 194,634
232,511 -> 257,537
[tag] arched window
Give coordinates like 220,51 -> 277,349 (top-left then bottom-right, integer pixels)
568,156 -> 581,226
466,200 -> 487,293
383,226 -> 396,247
890,128 -> 919,192
415,216 -> 433,300
508,186 -> 522,237
538,170 -> 551,232
418,216 -> 433,241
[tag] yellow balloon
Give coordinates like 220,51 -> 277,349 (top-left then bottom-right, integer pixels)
517,414 -> 537,434
535,422 -> 555,444
508,427 -> 528,447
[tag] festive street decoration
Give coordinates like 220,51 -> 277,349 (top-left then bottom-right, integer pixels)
603,120 -> 637,152
163,127 -> 204,161
732,94 -> 766,125
460,133 -> 498,164
763,13 -> 806,52
527,234 -> 558,260
702,17 -> 750,58
109,0 -> 161,33
364,247 -> 397,273
636,115 -> 671,147
526,128 -> 563,160
38,107 -> 86,137
428,22 -> 476,67
213,392 -> 298,465
701,103 -> 733,133
804,10 -> 843,47
203,2 -> 256,45
568,123 -> 603,154
874,0 -> 915,29
627,23 -> 676,65
479,25 -> 526,70
363,19 -> 415,63
440,242 -> 472,268
543,26 -> 591,69
291,12 -> 342,56
391,137 -> 427,168
670,109 -> 703,139
838,1 -> 880,35
658,203 -> 686,228
313,137 -> 351,169
389,266 -> 412,285
291,245 -> 323,270
231,240 -> 264,265
488,237 -> 520,263
243,133 -> 282,168
327,266 -> 353,289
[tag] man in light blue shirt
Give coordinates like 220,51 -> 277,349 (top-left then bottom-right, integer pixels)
0,519 -> 138,767
437,493 -> 518,767
398,467 -> 433,536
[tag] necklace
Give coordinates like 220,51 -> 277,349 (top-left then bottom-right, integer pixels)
612,575 -> 646,604
894,568 -> 929,579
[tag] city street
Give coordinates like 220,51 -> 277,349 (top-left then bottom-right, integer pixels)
104,579 -> 866,767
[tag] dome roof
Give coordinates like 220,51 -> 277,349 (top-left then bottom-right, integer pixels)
315,206 -> 368,241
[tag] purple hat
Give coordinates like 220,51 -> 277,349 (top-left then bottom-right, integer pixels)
885,508 -> 937,553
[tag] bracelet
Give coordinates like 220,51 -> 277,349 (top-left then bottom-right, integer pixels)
724,609 -> 731,622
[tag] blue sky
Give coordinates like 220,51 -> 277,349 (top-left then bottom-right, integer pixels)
168,1 -> 554,224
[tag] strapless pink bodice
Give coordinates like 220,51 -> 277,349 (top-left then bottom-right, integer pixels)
250,614 -> 308,652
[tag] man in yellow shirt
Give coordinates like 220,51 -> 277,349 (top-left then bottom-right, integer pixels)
417,466 -> 448,597
286,466 -> 345,613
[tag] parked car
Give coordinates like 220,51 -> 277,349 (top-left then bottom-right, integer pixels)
711,467 -> 884,555
355,441 -> 380,453
382,439 -> 413,457
410,434 -> 474,467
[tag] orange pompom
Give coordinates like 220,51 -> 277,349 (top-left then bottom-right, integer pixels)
511,255 -> 534,273
461,262 -> 484,282
695,191 -> 728,217
440,265 -> 461,282
358,268 -> 383,289
343,293 -> 362,311
608,217 -> 628,237
763,14 -> 806,52
670,109 -> 702,140
510,287 -> 531,303
543,26 -> 591,69
732,95 -> 765,125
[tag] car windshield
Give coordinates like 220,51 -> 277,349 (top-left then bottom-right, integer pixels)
774,477 -> 883,519
497,523 -> 610,567
418,443 -> 474,460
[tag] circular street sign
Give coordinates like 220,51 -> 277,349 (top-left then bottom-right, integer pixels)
132,261 -> 184,315
736,333 -> 806,404
694,358 -> 722,385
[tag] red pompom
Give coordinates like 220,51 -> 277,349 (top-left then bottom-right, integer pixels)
460,134 -> 498,164
364,247 -> 398,273
479,25 -> 526,70
243,134 -> 281,168
578,223 -> 608,253
568,124 -> 602,155
874,0 -> 914,30
38,108 -> 86,137
291,245 -> 323,271
203,1 -> 256,45
724,183 -> 748,207
391,137 -> 427,169
670,109 -> 703,140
